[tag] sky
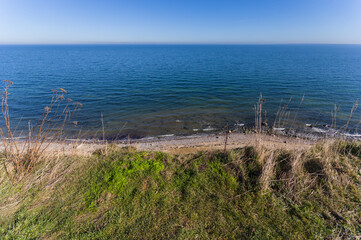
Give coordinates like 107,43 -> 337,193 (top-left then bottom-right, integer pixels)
0,0 -> 361,44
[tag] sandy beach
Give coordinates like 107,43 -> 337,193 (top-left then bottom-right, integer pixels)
35,133 -> 316,156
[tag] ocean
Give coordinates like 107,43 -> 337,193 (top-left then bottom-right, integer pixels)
0,44 -> 360,139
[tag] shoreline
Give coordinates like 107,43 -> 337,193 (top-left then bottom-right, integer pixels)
5,126 -> 360,156
28,132 -> 316,156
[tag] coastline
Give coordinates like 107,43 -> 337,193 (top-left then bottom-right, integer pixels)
25,132 -> 316,156
5,125 -> 361,157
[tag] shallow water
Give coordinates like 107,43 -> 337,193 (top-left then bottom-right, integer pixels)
0,44 -> 360,139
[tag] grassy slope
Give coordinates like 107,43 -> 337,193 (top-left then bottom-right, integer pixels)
0,141 -> 361,239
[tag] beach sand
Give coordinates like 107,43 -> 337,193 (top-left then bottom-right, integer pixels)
26,133 -> 316,156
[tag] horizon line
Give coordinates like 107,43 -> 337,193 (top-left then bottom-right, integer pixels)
1,41 -> 361,45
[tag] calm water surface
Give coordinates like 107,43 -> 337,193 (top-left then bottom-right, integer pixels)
0,44 -> 360,139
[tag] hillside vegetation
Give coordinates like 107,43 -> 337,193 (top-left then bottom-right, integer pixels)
0,140 -> 361,239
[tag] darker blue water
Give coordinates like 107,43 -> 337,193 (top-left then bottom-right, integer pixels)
0,44 -> 360,139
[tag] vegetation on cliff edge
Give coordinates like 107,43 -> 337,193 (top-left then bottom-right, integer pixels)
0,141 -> 361,239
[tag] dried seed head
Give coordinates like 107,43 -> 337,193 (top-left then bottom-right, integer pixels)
72,121 -> 78,125
58,88 -> 67,93
67,98 -> 73,102
4,80 -> 13,85
50,89 -> 57,93
74,102 -> 83,107
59,96 -> 65,100
44,106 -> 50,113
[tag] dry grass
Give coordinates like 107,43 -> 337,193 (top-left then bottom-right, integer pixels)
0,80 -> 81,182
252,93 -> 361,160
343,99 -> 358,132
254,93 -> 266,133
273,96 -> 293,129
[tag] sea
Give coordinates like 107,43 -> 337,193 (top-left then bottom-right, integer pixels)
0,44 -> 360,140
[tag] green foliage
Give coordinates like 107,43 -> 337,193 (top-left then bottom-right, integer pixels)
1,142 -> 361,239
85,151 -> 165,209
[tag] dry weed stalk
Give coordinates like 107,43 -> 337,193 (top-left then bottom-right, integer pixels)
224,124 -> 230,154
290,95 -> 304,128
273,97 -> 292,129
260,150 -> 275,191
331,104 -> 341,129
254,93 -> 266,133
0,80 -> 81,182
100,112 -> 110,155
343,99 -> 358,132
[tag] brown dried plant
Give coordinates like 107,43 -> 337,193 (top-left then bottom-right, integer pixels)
273,97 -> 292,129
254,93 -> 266,133
343,99 -> 358,132
0,80 -> 81,182
331,104 -> 341,129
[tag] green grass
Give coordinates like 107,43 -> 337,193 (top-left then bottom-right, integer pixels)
1,141 -> 361,239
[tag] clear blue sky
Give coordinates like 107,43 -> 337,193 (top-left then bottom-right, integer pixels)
0,0 -> 361,44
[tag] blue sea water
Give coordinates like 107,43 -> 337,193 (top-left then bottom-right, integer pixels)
0,44 -> 360,139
